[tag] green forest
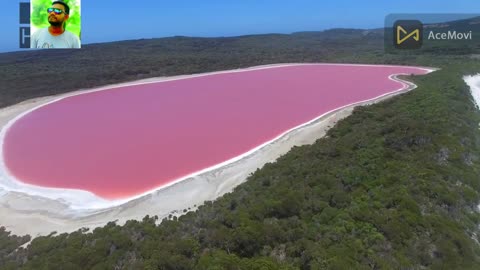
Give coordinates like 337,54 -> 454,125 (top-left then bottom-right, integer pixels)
0,27 -> 480,269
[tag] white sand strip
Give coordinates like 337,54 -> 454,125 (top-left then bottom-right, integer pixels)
464,74 -> 480,213
464,74 -> 480,109
0,64 -> 435,237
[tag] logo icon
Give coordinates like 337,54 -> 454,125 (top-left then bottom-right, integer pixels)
393,20 -> 423,49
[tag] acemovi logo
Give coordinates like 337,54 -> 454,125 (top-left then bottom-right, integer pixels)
394,20 -> 423,49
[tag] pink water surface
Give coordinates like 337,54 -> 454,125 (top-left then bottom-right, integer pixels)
2,64 -> 430,199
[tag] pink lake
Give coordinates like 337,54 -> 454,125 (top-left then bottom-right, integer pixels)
2,64 -> 430,200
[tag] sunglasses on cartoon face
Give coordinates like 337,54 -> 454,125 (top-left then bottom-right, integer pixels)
47,8 -> 65,15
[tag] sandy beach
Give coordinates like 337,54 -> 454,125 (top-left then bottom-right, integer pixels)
0,63 -> 433,237
464,74 -> 480,213
464,74 -> 480,109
